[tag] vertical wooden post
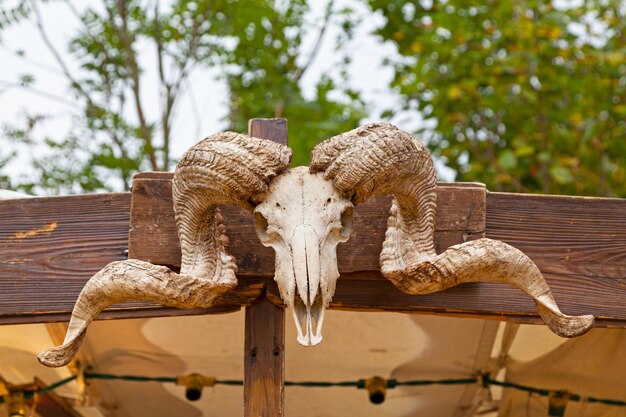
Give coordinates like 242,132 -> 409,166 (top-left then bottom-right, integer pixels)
244,118 -> 287,417
244,298 -> 285,416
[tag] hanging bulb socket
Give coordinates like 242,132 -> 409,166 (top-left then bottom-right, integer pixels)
364,376 -> 387,405
548,390 -> 571,417
176,374 -> 216,401
8,391 -> 26,417
76,360 -> 89,406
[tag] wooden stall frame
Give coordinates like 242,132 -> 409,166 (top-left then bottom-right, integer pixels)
0,118 -> 625,415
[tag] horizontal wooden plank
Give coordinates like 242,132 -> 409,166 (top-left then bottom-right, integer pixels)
263,192 -> 624,326
0,193 -> 130,321
0,193 -> 263,324
1,183 -> 625,327
0,306 -> 245,326
487,192 -> 626,280
128,176 -> 486,273
267,273 -> 624,327
484,192 -> 626,325
129,176 -> 626,325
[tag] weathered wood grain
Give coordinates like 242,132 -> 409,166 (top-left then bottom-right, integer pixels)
1,181 -> 625,326
267,273 -> 617,326
0,194 -> 129,320
244,297 -> 285,417
243,118 -> 286,417
248,118 -> 288,144
269,192 -> 626,326
485,192 -> 626,325
128,179 -> 486,273
0,194 -> 261,324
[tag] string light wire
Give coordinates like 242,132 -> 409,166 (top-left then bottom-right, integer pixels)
0,373 -> 623,407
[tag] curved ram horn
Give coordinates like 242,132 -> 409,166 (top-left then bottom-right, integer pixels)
38,132 -> 292,367
310,122 -> 593,338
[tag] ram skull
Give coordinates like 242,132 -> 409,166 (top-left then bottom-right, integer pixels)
254,167 -> 353,345
38,123 -> 594,367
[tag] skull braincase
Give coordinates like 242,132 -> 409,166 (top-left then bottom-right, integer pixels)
253,166 -> 353,346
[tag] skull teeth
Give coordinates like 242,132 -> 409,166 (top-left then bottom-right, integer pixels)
293,295 -> 325,346
293,301 -> 309,345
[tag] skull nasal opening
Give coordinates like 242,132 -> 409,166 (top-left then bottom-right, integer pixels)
340,206 -> 354,238
254,211 -> 269,241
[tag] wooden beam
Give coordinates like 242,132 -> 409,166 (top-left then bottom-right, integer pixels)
1,164 -> 625,326
485,192 -> 626,327
270,191 -> 626,327
128,179 -> 626,326
0,193 -> 253,324
243,118 -> 286,417
248,117 -> 288,143
33,377 -> 84,417
127,179 -> 486,274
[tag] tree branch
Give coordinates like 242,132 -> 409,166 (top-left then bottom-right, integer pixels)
30,0 -> 94,107
154,2 -> 167,89
63,0 -> 116,80
113,0 -> 159,171
65,0 -> 135,181
292,0 -> 334,85
185,78 -> 203,139
0,80 -> 80,108
160,7 -> 205,168
0,45 -> 65,76
153,1 -> 173,169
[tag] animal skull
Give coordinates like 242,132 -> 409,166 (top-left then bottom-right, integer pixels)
38,123 -> 594,368
254,167 -> 353,345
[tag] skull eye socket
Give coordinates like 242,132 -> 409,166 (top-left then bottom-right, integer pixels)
340,206 -> 354,238
255,211 -> 270,241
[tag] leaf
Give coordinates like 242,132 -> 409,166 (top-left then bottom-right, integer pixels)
18,74 -> 35,87
515,146 -> 535,157
498,149 -> 518,169
537,152 -> 552,163
447,85 -> 462,100
410,41 -> 422,53
614,105 -> 626,115
568,112 -> 583,128
380,109 -> 395,119
550,166 -> 574,184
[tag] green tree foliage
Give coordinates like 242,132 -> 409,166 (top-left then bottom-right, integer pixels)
369,0 -> 626,196
0,151 -> 14,189
3,0 -> 237,191
224,1 -> 366,166
0,0 -> 364,192
3,0 -> 625,197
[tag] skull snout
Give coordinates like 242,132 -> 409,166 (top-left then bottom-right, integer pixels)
252,167 -> 353,347
290,223 -> 325,346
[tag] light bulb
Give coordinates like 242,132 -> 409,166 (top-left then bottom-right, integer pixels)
8,391 -> 26,417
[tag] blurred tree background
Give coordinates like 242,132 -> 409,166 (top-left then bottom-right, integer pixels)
370,0 -> 626,196
0,0 -> 624,197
